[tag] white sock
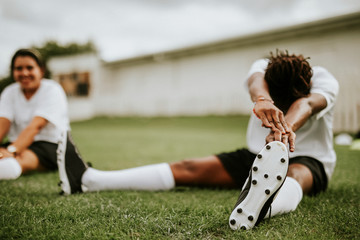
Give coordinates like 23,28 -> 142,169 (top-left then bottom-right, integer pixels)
265,177 -> 303,218
0,157 -> 22,180
81,163 -> 175,192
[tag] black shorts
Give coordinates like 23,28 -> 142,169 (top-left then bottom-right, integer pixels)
217,148 -> 328,195
2,133 -> 84,171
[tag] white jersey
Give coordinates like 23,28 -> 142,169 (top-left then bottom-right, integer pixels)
246,59 -> 339,181
0,79 -> 70,144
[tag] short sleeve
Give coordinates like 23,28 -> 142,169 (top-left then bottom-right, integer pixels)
310,66 -> 339,119
244,59 -> 269,89
0,85 -> 15,121
246,59 -> 269,79
33,82 -> 69,130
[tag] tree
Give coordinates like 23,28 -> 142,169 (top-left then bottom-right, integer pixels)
34,40 -> 97,68
0,40 -> 97,94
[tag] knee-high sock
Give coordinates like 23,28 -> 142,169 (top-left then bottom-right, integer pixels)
81,163 -> 175,192
265,177 -> 303,218
0,157 -> 22,180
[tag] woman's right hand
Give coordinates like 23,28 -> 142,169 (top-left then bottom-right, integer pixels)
253,100 -> 290,134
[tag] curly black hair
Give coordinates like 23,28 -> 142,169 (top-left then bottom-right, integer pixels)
265,50 -> 313,111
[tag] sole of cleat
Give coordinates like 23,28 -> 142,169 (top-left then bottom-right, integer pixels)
229,141 -> 289,230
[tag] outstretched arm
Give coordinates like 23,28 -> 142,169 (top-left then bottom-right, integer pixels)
248,72 -> 289,134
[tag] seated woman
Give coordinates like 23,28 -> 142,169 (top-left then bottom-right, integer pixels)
0,49 -> 87,191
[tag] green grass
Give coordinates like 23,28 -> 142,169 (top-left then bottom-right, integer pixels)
0,116 -> 359,239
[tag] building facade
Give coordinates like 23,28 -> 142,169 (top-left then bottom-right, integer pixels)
48,12 -> 360,133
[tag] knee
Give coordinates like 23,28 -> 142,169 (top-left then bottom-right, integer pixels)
287,164 -> 310,182
287,166 -> 300,181
17,150 -> 41,173
170,159 -> 206,185
171,159 -> 197,173
287,164 -> 313,194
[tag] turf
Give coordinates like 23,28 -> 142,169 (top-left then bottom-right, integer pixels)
0,116 -> 359,239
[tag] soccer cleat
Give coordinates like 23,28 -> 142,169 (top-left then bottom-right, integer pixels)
57,131 -> 88,195
229,141 -> 289,230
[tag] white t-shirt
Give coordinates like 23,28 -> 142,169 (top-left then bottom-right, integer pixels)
246,59 -> 339,181
0,79 -> 70,144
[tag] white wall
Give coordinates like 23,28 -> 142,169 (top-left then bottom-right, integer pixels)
96,51 -> 252,117
97,23 -> 360,132
48,13 -> 360,132
48,53 -> 101,121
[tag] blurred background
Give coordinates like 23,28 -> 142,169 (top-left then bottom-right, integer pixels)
1,0 -> 360,133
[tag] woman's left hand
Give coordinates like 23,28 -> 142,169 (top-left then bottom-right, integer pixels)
266,130 -> 296,152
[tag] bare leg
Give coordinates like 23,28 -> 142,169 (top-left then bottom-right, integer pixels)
170,155 -> 237,188
16,149 -> 46,174
81,155 -> 237,192
287,163 -> 313,195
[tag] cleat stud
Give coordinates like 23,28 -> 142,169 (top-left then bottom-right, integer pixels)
264,174 -> 268,178
277,175 -> 282,180
248,215 -> 254,221
266,145 -> 271,150
253,166 -> 258,171
240,226 -> 246,230
281,158 -> 286,163
257,154 -> 262,159
252,180 -> 257,185
237,208 -> 243,213
230,219 -> 236,225
58,181 -> 62,186
265,189 -> 270,195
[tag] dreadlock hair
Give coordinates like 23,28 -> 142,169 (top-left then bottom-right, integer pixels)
264,50 -> 312,111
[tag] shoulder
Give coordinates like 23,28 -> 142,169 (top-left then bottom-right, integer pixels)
2,82 -> 20,92
247,59 -> 269,77
40,79 -> 65,93
310,66 -> 339,106
251,59 -> 269,70
41,79 -> 62,88
1,82 -> 19,97
311,66 -> 339,88
38,79 -> 67,103
312,66 -> 336,80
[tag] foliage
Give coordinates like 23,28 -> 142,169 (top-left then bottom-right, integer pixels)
33,40 -> 97,67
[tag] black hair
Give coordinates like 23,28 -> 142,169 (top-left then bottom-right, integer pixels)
10,49 -> 45,79
265,50 -> 313,111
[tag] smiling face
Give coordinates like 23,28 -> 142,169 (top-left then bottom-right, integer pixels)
12,55 -> 44,97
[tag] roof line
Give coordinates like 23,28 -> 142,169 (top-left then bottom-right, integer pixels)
104,11 -> 360,66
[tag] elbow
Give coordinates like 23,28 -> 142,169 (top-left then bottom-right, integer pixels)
25,125 -> 43,136
308,98 -> 327,116
305,100 -> 315,117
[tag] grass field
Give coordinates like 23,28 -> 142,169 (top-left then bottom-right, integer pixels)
0,116 -> 359,239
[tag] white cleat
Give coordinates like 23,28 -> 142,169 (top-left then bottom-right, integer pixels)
229,141 -> 289,230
